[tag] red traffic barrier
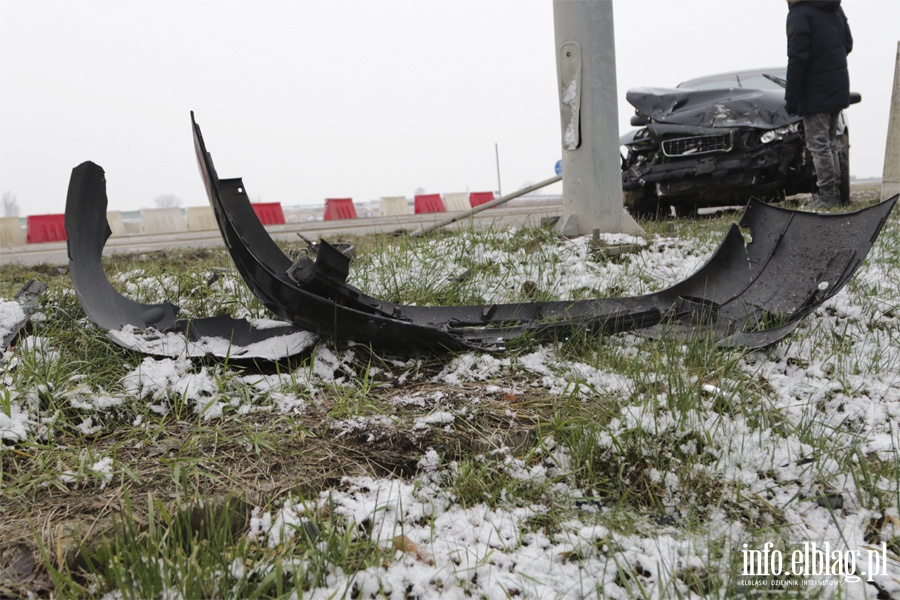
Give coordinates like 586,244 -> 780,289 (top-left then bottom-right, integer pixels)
26,214 -> 67,244
414,193 -> 446,214
469,191 -> 496,208
324,198 -> 358,221
251,202 -> 286,225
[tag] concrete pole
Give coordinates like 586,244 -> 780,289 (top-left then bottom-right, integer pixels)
553,0 -> 644,237
882,41 -> 900,200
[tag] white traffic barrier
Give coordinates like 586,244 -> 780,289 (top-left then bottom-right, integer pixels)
443,192 -> 470,212
106,211 -> 127,237
140,208 -> 186,235
186,206 -> 218,231
0,217 -> 25,247
380,196 -> 409,217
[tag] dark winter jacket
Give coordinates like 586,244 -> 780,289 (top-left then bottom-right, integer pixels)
785,0 -> 853,115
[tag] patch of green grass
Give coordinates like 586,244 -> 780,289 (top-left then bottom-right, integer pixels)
446,454 -> 550,509
85,490 -> 378,600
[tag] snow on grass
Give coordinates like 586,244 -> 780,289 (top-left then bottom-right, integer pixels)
2,216 -> 898,598
0,393 -> 30,442
57,453 -> 115,490
247,455 -> 752,599
0,299 -> 26,342
353,228 -> 717,303
107,323 -> 317,361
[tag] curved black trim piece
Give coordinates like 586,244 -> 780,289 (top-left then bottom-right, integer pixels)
66,162 -> 179,333
64,161 -> 315,362
191,111 -> 897,352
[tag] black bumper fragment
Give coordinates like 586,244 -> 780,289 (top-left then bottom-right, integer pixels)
65,161 -> 315,362
189,112 -> 897,353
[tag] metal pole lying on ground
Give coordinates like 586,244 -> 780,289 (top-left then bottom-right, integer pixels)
495,143 -> 503,198
413,174 -> 562,236
552,0 -> 644,237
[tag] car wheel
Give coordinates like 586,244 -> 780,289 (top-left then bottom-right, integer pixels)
839,129 -> 851,205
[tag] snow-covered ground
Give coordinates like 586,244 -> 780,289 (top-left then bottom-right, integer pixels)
2,216 -> 898,599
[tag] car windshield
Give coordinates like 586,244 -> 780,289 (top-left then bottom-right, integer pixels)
678,70 -> 787,92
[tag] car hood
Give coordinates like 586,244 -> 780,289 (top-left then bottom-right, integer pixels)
626,87 -> 795,129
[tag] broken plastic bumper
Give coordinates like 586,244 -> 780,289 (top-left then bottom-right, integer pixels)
185,112 -> 896,354
57,114 -> 896,362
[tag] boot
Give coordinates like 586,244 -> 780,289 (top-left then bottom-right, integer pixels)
808,192 -> 842,211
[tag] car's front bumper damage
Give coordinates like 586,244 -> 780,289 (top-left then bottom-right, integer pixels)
620,85 -> 821,205
622,125 -> 809,200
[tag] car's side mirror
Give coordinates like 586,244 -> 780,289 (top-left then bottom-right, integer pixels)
848,92 -> 862,105
630,113 -> 650,126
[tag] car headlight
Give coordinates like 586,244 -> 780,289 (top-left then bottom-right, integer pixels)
760,123 -> 799,144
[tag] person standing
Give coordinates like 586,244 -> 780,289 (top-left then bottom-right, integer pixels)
784,0 -> 853,209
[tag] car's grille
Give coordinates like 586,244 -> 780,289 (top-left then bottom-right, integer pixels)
661,132 -> 733,157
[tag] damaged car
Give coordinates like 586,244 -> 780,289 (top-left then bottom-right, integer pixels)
620,67 -> 860,217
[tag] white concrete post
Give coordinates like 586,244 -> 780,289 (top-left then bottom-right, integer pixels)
882,41 -> 900,200
552,0 -> 644,237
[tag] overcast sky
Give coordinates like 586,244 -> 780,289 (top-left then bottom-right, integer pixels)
1,0 -> 898,215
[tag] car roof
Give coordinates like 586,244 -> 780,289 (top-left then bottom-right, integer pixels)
677,67 -> 787,90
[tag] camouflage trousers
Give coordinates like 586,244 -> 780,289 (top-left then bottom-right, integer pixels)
803,111 -> 842,202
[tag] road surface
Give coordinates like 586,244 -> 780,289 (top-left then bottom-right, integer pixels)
1,201 -> 564,267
